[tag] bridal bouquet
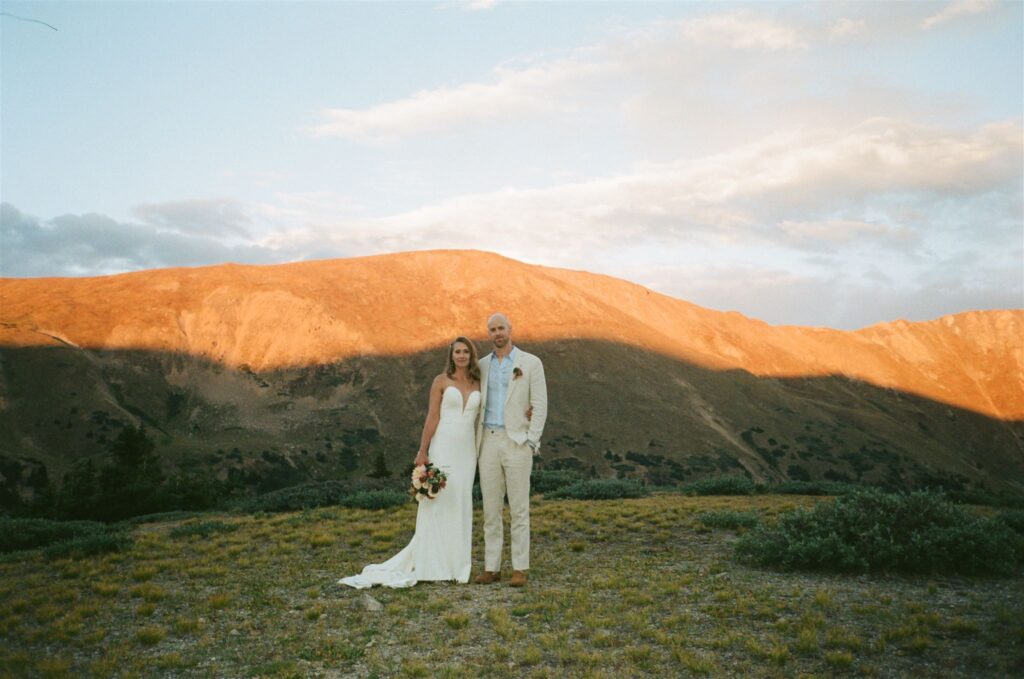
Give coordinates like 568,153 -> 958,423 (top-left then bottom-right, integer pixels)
410,463 -> 447,501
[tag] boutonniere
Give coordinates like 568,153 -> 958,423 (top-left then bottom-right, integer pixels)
512,367 -> 523,380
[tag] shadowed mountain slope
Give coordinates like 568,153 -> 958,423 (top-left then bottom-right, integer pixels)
1,250 -> 1021,500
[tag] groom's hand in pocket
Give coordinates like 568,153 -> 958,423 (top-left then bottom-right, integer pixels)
526,406 -> 533,420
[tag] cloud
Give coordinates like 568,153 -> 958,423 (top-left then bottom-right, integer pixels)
323,117 -> 1021,252
304,3 -> 1012,147
922,0 -> 996,29
308,9 -> 811,142
462,0 -> 499,10
437,0 -> 499,10
620,258 -> 1021,330
262,115 -> 1022,328
308,58 -> 617,142
777,219 -> 909,250
0,203 -> 276,278
4,114 -> 1019,328
827,17 -> 866,41
131,198 -> 252,237
677,12 -> 808,52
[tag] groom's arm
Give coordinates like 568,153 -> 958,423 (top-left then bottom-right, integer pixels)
526,358 -> 548,451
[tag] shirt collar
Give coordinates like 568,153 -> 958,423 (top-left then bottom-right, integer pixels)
495,345 -> 517,364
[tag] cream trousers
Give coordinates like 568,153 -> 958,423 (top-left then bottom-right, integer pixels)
479,427 -> 533,571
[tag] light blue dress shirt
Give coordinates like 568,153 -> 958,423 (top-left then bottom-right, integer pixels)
483,346 -> 518,428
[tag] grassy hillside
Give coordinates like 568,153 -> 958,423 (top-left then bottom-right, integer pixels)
2,494 -> 1021,678
3,339 -> 1022,514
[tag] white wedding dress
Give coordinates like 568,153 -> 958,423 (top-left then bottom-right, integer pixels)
339,386 -> 479,588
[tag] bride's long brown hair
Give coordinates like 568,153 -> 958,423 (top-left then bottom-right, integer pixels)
446,336 -> 481,382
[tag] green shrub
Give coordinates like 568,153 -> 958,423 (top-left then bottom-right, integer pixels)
235,480 -> 346,513
735,489 -> 1024,575
235,479 -> 396,513
770,480 -> 859,496
530,469 -> 585,495
338,490 -> 409,510
697,510 -> 759,530
682,476 -> 755,496
121,510 -> 205,527
998,510 -> 1024,535
169,520 -> 238,539
0,518 -> 107,553
947,490 -> 1024,509
43,531 -> 132,560
545,478 -> 648,501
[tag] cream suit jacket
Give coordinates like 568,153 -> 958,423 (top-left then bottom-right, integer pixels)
476,348 -> 548,454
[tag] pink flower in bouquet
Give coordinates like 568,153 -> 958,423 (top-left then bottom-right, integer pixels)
409,462 -> 447,501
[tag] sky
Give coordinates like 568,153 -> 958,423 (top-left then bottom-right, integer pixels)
1,0 -> 1021,330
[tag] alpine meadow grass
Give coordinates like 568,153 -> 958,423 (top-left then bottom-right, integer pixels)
0,492 -> 1020,677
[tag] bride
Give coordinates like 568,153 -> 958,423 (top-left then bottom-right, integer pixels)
339,337 -> 481,588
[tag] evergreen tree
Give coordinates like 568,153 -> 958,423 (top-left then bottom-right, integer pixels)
99,424 -> 165,521
368,450 -> 391,479
55,460 -> 100,520
111,424 -> 157,471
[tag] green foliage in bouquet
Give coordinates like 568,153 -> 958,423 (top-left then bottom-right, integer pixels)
545,478 -> 648,501
409,463 -> 447,501
735,489 -> 1024,575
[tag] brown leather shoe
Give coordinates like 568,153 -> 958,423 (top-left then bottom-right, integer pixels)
509,570 -> 528,587
474,570 -> 501,585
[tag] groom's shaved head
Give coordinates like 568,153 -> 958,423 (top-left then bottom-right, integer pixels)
487,313 -> 512,353
487,313 -> 511,330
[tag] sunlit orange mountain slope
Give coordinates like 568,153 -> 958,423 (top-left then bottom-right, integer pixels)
2,250 -> 1020,418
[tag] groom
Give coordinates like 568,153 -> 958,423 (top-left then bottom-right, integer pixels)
474,312 -> 548,587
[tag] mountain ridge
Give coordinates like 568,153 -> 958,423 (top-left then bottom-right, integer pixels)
1,250 -> 1021,502
2,250 -> 1020,419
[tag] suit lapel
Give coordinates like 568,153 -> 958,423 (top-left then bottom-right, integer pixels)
480,353 -> 492,404
504,350 -> 522,407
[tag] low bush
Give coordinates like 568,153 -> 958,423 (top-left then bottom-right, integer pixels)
998,510 -> 1024,535
681,476 -> 755,496
545,478 -> 648,501
43,531 -> 132,560
235,481 -> 347,513
697,510 -> 759,530
121,510 -> 204,527
338,490 -> 409,510
947,490 -> 1024,509
735,489 -> 1024,575
235,479 -> 397,513
0,518 -> 107,553
169,520 -> 239,539
530,469 -> 585,495
770,480 -> 860,496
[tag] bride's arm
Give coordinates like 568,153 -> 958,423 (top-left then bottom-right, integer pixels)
414,375 -> 445,466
